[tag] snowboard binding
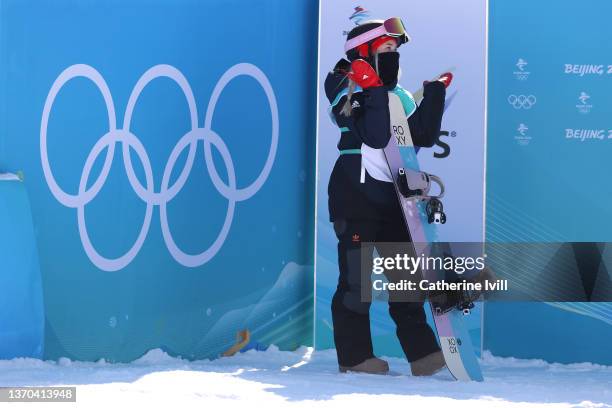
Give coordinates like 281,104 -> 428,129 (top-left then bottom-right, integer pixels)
397,167 -> 425,198
426,198 -> 446,224
428,267 -> 495,316
395,167 -> 447,224
397,168 -> 445,201
430,287 -> 479,316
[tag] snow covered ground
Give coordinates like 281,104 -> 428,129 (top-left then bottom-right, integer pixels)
0,347 -> 610,407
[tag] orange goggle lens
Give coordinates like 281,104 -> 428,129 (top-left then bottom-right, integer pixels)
383,17 -> 406,37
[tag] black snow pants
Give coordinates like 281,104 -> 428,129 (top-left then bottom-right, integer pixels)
331,216 -> 440,367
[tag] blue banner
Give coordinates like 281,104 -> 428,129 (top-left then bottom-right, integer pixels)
0,0 -> 318,362
485,0 -> 612,365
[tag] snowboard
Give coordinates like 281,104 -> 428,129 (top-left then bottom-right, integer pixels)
382,91 -> 484,381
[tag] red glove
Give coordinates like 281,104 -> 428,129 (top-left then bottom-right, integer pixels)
423,72 -> 454,89
348,59 -> 382,89
437,72 -> 453,88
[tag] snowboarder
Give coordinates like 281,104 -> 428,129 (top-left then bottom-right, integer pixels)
325,13 -> 453,376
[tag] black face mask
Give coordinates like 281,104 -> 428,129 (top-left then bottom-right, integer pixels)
375,51 -> 400,86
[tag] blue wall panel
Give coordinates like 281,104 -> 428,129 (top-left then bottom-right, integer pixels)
485,0 -> 612,364
0,0 -> 318,362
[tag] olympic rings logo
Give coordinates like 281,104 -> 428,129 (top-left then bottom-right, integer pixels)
40,63 -> 278,271
507,94 -> 537,109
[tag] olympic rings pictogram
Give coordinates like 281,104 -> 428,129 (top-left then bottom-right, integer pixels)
507,94 -> 537,109
40,63 -> 278,271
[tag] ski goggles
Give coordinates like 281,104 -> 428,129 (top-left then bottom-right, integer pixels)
344,17 -> 409,52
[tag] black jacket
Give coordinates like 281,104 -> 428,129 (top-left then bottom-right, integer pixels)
325,61 -> 446,222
